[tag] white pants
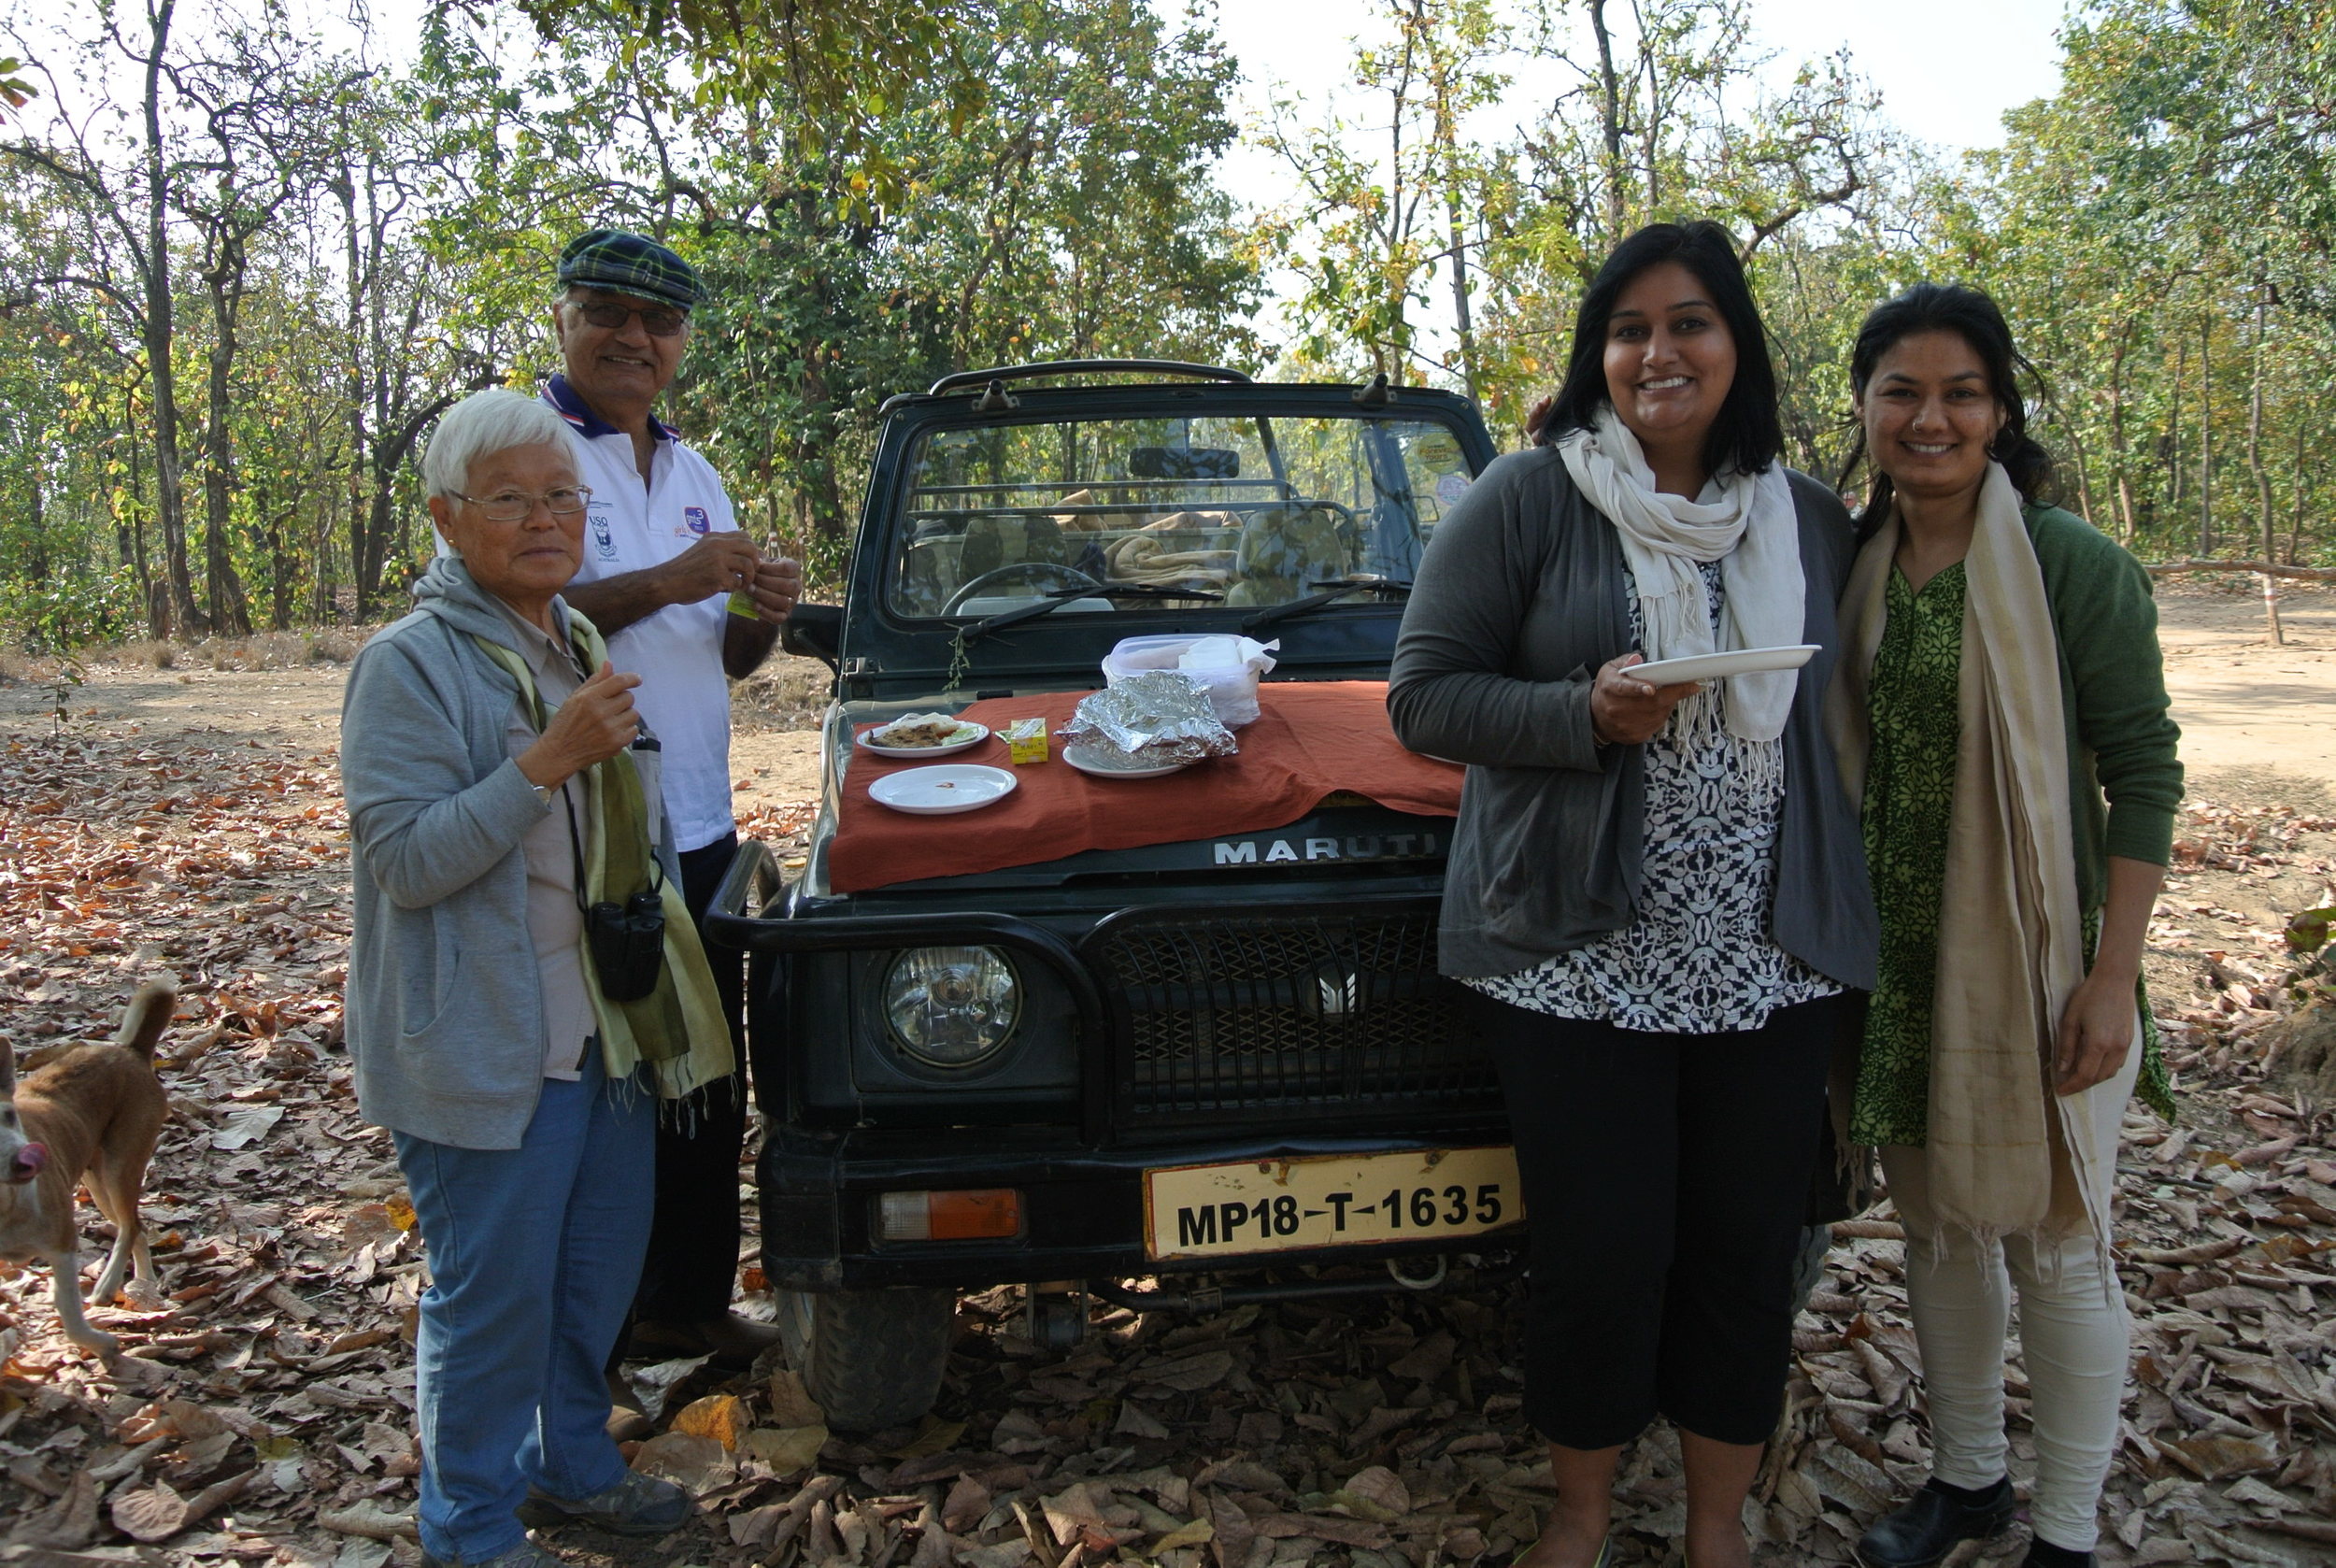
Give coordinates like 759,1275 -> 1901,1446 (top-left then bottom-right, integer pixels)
1877,1039 -> 2142,1553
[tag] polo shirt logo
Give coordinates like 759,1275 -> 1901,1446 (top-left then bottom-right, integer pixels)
589,508 -> 618,560
684,506 -> 711,535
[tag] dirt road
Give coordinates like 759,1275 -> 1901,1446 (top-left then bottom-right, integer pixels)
10,580 -> 2330,813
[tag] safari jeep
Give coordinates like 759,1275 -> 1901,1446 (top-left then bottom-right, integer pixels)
706,360 -> 1520,1431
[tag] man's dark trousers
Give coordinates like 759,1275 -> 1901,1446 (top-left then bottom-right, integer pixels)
632,831 -> 749,1330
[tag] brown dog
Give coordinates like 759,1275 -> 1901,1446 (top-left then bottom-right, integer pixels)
0,980 -> 174,1356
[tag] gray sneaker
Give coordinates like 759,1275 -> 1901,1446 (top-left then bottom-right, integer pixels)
516,1470 -> 692,1537
421,1540 -> 565,1568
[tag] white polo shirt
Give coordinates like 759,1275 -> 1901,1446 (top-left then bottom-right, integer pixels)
543,374 -> 739,853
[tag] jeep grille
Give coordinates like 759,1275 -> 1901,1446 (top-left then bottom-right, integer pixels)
1084,907 -> 1499,1124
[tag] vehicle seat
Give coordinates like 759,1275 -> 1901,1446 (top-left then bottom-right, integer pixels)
956,510 -> 1069,590
1226,505 -> 1352,606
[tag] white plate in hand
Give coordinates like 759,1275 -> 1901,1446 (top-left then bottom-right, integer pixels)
859,719 -> 990,758
868,764 -> 1018,814
1627,644 -> 1820,685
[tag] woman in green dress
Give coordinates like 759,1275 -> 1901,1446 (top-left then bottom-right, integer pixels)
1828,285 -> 2180,1568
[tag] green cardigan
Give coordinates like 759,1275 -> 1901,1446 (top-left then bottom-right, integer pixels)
2027,503 -> 2184,909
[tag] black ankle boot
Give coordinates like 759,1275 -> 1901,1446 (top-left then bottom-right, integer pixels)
2022,1540 -> 2094,1568
1854,1477 -> 2017,1568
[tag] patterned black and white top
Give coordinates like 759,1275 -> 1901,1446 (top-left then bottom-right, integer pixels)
1463,560 -> 1842,1034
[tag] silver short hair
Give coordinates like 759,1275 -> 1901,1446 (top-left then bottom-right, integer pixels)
420,389 -> 580,501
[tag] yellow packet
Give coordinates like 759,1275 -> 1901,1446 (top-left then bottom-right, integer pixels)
1004,717 -> 1049,764
726,591 -> 759,619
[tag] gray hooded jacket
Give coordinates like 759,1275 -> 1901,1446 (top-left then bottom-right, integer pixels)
340,558 -> 679,1149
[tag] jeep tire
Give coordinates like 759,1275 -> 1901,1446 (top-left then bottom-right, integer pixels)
777,1286 -> 956,1432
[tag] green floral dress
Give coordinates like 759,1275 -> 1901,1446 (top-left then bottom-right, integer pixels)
1851,563 -> 2175,1147
1851,564 -> 1966,1147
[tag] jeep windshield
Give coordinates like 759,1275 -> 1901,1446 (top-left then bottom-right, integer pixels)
888,411 -> 1475,620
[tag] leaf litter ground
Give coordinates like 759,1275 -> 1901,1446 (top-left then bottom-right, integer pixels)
1,676 -> 2334,1568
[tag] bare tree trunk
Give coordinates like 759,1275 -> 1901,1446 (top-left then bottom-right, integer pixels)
1422,11 -> 1480,405
1445,191 -> 1479,404
2066,419 -> 2097,526
2290,423 -> 2308,567
135,0 -> 204,636
126,402 -> 162,638
2168,332 -> 2186,517
2246,288 -> 2283,644
1587,0 -> 1627,235
2197,316 -> 2214,557
26,478 -> 47,585
2108,323 -> 2135,540
202,237 -> 255,635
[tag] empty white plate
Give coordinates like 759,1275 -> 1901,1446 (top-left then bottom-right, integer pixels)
867,763 -> 1018,814
1628,644 -> 1820,685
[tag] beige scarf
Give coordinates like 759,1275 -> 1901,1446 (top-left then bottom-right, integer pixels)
1557,406 -> 1804,745
1827,463 -> 2112,1249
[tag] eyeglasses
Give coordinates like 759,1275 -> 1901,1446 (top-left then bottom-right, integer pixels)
451,486 -> 593,521
567,298 -> 689,337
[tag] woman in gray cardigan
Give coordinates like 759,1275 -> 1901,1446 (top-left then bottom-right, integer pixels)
341,390 -> 712,1568
1389,222 -> 1875,1568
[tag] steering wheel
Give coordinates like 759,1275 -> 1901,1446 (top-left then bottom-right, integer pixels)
942,562 -> 1104,613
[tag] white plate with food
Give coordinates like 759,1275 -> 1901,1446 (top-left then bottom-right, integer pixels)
1626,644 -> 1820,685
1062,743 -> 1195,780
867,764 -> 1019,815
858,714 -> 991,758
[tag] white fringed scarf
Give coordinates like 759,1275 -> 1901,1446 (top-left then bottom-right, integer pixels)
1558,406 -> 1804,748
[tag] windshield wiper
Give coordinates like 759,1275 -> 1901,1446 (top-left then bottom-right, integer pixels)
961,581 -> 1225,642
1239,577 -> 1413,637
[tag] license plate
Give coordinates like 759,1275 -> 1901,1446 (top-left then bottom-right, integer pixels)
1143,1146 -> 1524,1262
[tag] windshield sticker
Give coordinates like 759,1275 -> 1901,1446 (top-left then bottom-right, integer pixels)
1435,473 -> 1472,506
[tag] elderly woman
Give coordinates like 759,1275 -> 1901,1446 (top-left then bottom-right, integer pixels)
1389,221 -> 1875,1568
342,389 -> 732,1568
1832,286 -> 2180,1568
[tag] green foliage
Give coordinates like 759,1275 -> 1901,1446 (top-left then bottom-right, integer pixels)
504,0 -> 985,212
0,567 -> 139,653
0,56 -> 33,115
0,0 -> 2331,654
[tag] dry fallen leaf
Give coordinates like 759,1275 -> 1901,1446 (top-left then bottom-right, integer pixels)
767,1366 -> 826,1428
670,1392 -> 751,1450
741,1423 -> 828,1475
632,1430 -> 733,1494
209,1105 -> 285,1151
2158,1433 -> 2283,1480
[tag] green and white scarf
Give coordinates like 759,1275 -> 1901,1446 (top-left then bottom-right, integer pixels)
472,612 -> 733,1103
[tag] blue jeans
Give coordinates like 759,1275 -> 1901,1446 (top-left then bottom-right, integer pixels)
394,1055 -> 653,1562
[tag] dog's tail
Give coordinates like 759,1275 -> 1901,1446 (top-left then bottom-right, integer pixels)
115,980 -> 178,1062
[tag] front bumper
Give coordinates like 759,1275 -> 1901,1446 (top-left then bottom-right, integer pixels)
757,1122 -> 1522,1290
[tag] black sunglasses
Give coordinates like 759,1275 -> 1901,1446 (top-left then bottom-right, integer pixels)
568,298 -> 689,338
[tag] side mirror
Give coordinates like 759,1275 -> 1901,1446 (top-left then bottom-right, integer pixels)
782,603 -> 842,668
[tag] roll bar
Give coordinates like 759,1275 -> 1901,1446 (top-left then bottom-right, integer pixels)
925,360 -> 1252,396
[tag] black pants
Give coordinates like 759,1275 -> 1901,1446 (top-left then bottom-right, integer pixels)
630,832 -> 749,1327
1478,990 -> 1845,1449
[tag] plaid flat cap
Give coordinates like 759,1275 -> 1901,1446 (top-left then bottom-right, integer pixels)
556,229 -> 705,309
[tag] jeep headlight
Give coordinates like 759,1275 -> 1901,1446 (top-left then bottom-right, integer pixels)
883,947 -> 1020,1067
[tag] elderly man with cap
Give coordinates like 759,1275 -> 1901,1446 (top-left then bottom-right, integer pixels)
543,229 -> 801,1397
